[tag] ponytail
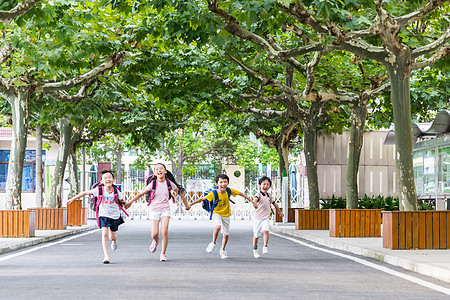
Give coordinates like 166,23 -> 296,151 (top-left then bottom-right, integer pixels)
165,170 -> 186,194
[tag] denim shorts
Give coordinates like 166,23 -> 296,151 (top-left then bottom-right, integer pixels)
98,216 -> 124,232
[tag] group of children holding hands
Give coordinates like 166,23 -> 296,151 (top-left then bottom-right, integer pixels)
67,163 -> 283,263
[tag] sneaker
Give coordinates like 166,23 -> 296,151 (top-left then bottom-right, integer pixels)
150,240 -> 158,253
111,240 -> 117,251
102,257 -> 110,264
206,242 -> 215,253
219,249 -> 228,259
253,249 -> 260,259
160,254 -> 167,262
262,246 -> 268,254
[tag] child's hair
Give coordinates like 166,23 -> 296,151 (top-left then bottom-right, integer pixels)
215,174 -> 229,183
155,163 -> 185,193
259,176 -> 272,187
101,169 -> 115,179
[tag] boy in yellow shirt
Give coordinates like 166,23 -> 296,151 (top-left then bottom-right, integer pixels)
191,174 -> 257,259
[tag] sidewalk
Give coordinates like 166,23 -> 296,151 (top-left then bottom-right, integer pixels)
270,223 -> 450,284
0,224 -> 96,255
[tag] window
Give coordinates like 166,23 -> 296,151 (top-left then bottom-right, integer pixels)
0,150 -> 45,192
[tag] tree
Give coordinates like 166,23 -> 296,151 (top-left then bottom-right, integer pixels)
276,0 -> 449,210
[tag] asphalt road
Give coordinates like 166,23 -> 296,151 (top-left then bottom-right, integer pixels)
1,219 -> 449,299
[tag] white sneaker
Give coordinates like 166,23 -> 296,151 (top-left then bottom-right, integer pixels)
150,240 -> 158,253
102,257 -> 110,264
262,246 -> 268,254
206,242 -> 215,253
160,253 -> 167,262
253,249 -> 260,259
220,249 -> 228,259
111,240 -> 117,251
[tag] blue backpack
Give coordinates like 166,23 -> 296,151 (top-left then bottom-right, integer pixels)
202,186 -> 235,220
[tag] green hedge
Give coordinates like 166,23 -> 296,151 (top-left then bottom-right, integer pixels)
320,194 -> 433,211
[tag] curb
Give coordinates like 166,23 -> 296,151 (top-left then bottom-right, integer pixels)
270,225 -> 450,284
0,225 -> 97,255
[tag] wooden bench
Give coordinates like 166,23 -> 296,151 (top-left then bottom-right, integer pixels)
67,200 -> 82,226
29,208 -> 67,230
329,209 -> 382,237
0,210 -> 35,237
383,211 -> 450,250
294,209 -> 329,230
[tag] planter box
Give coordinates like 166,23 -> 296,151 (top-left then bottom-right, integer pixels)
0,210 -> 35,237
275,208 -> 295,223
383,211 -> 450,250
29,208 -> 67,230
295,209 -> 329,230
82,208 -> 87,225
67,200 -> 82,226
329,209 -> 382,237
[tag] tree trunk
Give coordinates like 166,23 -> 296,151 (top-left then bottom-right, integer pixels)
68,149 -> 79,198
385,49 -> 417,211
303,124 -> 320,209
346,104 -> 367,209
35,124 -> 43,208
116,143 -> 123,184
49,118 -> 73,208
278,128 -> 292,208
5,90 -> 29,210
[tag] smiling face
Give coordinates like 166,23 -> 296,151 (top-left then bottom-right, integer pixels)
216,177 -> 229,193
101,172 -> 115,187
154,164 -> 167,180
259,179 -> 271,193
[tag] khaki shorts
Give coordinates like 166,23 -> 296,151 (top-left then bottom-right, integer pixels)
212,213 -> 230,235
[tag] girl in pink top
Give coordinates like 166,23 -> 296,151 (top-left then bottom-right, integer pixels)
126,163 -> 190,261
252,176 -> 283,259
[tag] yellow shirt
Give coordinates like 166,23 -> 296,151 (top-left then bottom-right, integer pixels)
205,187 -> 240,218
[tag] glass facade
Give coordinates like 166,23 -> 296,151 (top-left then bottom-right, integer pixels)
414,138 -> 450,197
0,150 -> 44,192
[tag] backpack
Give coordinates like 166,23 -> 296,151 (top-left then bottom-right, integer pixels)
202,186 -> 235,220
145,174 -> 175,205
88,182 -> 129,226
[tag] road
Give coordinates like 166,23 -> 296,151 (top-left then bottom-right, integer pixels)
1,219 -> 449,299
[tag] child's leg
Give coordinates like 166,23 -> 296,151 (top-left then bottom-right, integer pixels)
160,216 -> 170,254
151,219 -> 160,242
212,225 -> 221,244
220,216 -> 230,250
263,231 -> 269,247
101,227 -> 109,258
221,234 -> 229,250
109,228 -> 117,242
253,237 -> 259,248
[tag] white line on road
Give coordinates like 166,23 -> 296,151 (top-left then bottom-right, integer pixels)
0,230 -> 99,262
271,232 -> 450,296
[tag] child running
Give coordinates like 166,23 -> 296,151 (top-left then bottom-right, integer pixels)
67,169 -> 129,264
191,174 -> 257,259
252,176 -> 283,258
125,163 -> 190,261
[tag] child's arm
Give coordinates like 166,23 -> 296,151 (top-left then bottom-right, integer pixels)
124,188 -> 147,209
176,188 -> 190,210
67,190 -> 93,205
190,196 -> 206,206
272,202 -> 284,217
239,192 -> 258,209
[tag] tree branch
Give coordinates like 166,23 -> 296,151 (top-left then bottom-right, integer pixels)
412,27 -> 450,59
394,0 -> 447,28
37,51 -> 125,93
0,0 -> 42,22
412,46 -> 450,69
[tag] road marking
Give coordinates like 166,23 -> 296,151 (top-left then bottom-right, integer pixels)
0,230 -> 99,262
271,232 -> 450,296
58,243 -> 84,246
